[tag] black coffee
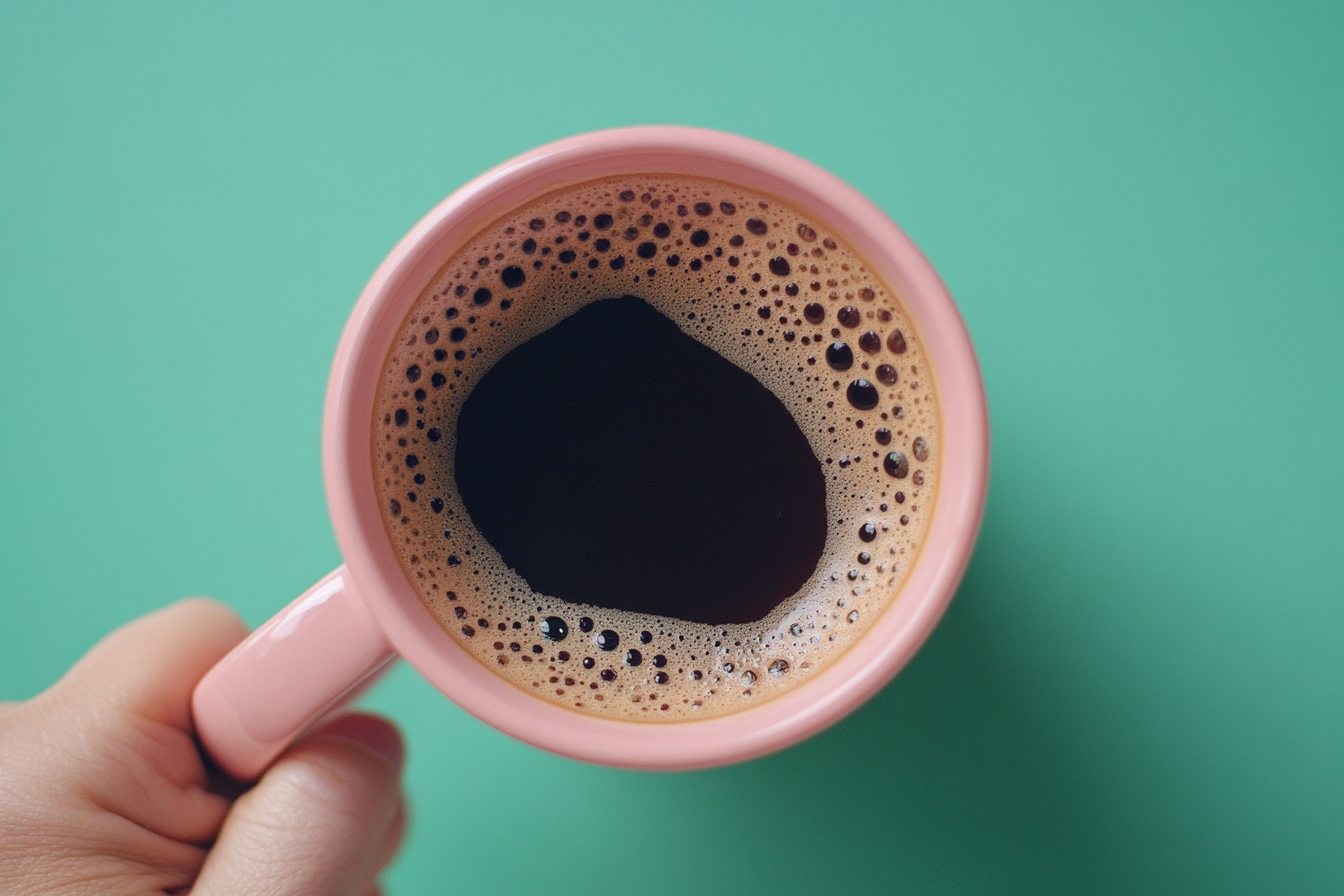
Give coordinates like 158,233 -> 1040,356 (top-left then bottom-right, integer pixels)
372,174 -> 940,720
455,295 -> 827,624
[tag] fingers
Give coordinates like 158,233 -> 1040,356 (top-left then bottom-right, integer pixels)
191,713 -> 406,896
0,600 -> 253,893
50,598 -> 249,731
60,598 -> 247,839
25,599 -> 250,846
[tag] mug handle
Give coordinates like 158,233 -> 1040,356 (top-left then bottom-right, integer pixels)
192,565 -> 397,780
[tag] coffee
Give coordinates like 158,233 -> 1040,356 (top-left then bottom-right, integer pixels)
455,294 -> 829,625
373,175 -> 939,720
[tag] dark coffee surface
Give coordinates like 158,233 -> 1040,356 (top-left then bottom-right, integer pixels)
455,295 -> 826,624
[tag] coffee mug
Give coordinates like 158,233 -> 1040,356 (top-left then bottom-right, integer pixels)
192,126 -> 989,778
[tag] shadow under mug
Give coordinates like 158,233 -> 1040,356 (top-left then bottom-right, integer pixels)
192,126 -> 990,779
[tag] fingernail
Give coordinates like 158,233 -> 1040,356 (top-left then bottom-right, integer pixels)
320,714 -> 405,772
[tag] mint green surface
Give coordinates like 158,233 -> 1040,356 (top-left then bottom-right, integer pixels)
2,3 -> 1340,893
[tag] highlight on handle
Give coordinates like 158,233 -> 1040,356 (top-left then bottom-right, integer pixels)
191,566 -> 396,780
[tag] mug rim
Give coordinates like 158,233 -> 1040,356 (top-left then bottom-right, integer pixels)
323,126 -> 989,769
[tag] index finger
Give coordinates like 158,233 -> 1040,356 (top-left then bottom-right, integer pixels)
49,598 -> 249,731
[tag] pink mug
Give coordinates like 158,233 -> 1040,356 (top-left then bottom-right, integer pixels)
192,126 -> 990,778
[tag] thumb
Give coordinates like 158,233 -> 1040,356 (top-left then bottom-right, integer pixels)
191,713 -> 407,896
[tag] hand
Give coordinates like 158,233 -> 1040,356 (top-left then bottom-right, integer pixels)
0,599 -> 406,895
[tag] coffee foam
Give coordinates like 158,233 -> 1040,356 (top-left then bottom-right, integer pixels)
373,176 -> 940,721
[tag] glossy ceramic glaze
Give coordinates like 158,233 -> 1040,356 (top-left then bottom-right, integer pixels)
193,127 -> 989,779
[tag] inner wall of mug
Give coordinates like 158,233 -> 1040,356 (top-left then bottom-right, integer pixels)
323,127 -> 988,768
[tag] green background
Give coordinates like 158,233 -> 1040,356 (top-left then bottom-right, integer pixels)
2,2 -> 1340,893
